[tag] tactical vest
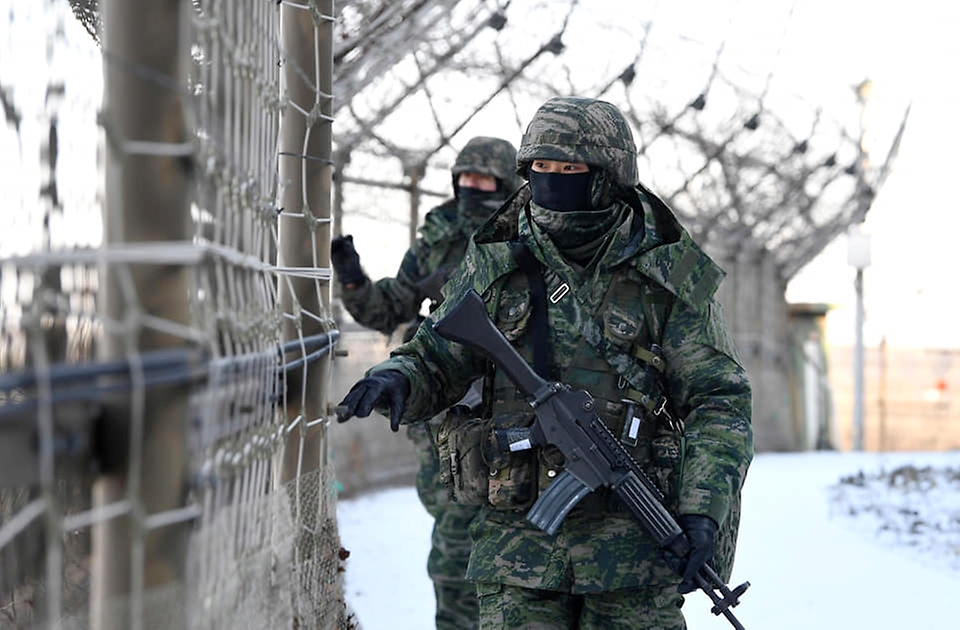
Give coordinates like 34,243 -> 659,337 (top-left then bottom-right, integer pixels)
437,260 -> 682,512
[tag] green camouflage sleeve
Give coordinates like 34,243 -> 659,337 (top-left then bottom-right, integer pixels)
341,239 -> 431,336
661,297 -> 753,527
369,312 -> 487,424
367,241 -> 501,423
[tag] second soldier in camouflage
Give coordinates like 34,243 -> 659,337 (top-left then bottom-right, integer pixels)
331,136 -> 519,629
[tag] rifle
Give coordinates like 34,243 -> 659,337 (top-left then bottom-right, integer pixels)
433,289 -> 750,629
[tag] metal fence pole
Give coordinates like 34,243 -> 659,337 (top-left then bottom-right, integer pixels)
91,1 -> 192,628
848,226 -> 871,451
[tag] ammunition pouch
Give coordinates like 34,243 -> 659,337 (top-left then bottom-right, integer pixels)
436,413 -> 537,510
437,393 -> 688,517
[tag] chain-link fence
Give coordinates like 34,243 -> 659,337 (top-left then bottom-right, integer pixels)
1,1 -> 349,628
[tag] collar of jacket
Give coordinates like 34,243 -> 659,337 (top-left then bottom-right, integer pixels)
470,183 -> 725,308
418,198 -> 461,246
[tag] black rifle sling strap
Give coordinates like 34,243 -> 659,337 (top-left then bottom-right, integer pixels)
509,241 -> 551,379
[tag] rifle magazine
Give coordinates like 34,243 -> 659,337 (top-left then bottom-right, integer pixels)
525,470 -> 592,536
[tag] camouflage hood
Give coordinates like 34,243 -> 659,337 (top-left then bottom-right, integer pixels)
470,184 -> 724,308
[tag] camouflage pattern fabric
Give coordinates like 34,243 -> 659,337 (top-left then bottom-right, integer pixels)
341,135 -> 519,335
370,187 -> 751,620
363,98 -> 751,626
476,581 -> 685,630
343,204 -> 478,628
340,198 -> 464,336
452,136 -> 524,194
341,136 -> 518,629
429,497 -> 482,629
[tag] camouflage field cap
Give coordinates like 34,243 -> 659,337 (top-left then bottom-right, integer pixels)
452,136 -> 520,191
517,97 -> 639,186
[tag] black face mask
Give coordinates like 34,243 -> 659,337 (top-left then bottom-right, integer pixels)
457,186 -> 503,205
457,186 -> 505,233
527,170 -> 593,212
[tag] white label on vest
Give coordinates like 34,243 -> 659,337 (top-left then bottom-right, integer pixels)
509,438 -> 533,452
628,416 -> 642,440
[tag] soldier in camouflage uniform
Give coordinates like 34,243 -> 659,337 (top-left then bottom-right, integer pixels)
331,136 -> 519,630
337,97 -> 753,629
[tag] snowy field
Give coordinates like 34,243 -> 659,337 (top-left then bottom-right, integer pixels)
337,450 -> 960,629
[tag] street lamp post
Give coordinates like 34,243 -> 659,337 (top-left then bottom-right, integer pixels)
848,224 -> 871,450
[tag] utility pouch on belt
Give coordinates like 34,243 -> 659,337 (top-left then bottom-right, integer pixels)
437,415 -> 490,505
436,413 -> 537,509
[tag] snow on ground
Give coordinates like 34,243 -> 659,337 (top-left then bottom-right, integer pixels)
337,451 -> 960,629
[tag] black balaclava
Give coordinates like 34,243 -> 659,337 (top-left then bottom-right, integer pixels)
457,183 -> 505,234
527,170 -> 592,212
527,167 -> 624,260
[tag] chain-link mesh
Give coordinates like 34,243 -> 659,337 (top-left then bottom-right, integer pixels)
1,1 -> 349,628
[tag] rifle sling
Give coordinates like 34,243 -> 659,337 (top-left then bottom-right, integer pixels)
509,242 -> 551,379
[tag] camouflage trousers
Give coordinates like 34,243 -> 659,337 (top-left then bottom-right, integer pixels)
409,422 -> 481,630
475,582 -> 686,630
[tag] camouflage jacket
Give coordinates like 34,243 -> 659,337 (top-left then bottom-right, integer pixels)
341,199 -> 468,336
372,186 -> 753,592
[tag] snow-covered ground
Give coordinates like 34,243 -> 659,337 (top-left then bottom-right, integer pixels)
337,451 -> 960,629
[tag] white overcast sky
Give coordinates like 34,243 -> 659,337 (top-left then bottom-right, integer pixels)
781,0 -> 959,348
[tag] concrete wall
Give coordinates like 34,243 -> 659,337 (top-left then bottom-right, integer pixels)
328,324 -> 418,497
714,246 -> 796,451
828,345 -> 960,452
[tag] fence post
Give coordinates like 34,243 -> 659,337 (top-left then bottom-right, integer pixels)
405,160 -> 425,247
91,0 -> 192,628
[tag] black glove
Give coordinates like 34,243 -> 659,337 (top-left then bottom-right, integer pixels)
415,268 -> 449,304
675,515 -> 718,594
335,370 -> 410,431
330,234 -> 367,286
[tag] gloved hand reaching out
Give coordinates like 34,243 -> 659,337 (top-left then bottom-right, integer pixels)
330,234 -> 367,287
335,370 -> 410,432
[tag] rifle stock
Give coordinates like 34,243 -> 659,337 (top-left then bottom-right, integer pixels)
434,289 -> 750,629
432,289 -> 546,398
